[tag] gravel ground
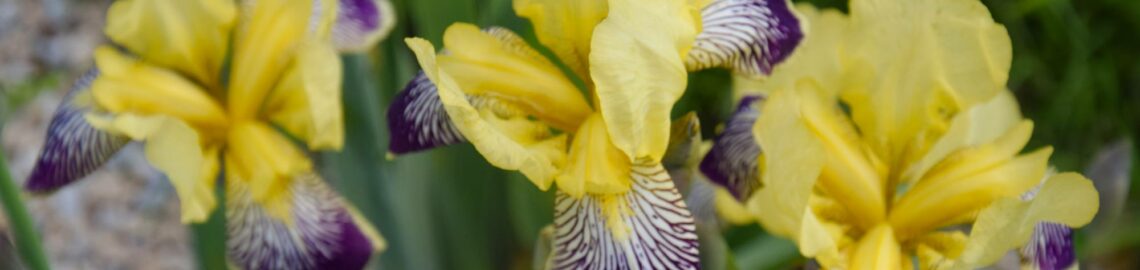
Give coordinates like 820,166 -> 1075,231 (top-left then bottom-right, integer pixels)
1,0 -> 194,269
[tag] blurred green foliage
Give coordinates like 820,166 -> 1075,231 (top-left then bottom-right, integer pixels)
313,0 -> 1140,269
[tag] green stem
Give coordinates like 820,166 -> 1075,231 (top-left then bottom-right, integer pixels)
0,151 -> 50,270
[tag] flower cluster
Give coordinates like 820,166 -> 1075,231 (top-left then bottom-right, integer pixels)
27,0 -> 394,268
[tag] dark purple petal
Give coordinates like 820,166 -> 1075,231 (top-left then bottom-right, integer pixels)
386,71 -> 467,155
25,69 -> 129,193
331,0 -> 394,52
226,174 -> 375,270
700,95 -> 764,201
1021,222 -> 1076,270
686,0 -> 804,77
551,164 -> 700,270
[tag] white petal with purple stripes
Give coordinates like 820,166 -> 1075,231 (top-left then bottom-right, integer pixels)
686,0 -> 803,77
551,164 -> 700,270
332,0 -> 395,52
26,69 -> 130,193
699,95 -> 764,201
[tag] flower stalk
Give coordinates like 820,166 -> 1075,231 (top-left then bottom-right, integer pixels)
0,145 -> 50,270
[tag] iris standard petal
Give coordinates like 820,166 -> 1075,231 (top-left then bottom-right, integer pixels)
87,114 -> 218,223
406,37 -> 568,190
686,0 -> 804,77
551,164 -> 699,270
331,0 -> 396,52
842,0 -> 1012,163
104,0 -> 236,87
265,41 -> 345,150
752,4 -> 847,97
1021,222 -> 1076,270
26,70 -> 130,193
386,71 -> 466,155
700,95 -> 763,200
437,24 -> 592,131
513,0 -> 608,80
90,46 -> 230,134
229,0 -> 314,120
954,173 -> 1098,269
226,174 -> 379,270
591,0 -> 698,163
900,90 -> 1022,185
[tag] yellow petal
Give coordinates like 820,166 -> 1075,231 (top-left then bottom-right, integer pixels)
556,113 -> 632,197
513,0 -> 608,80
889,127 -> 1051,239
900,90 -> 1022,184
953,173 -> 1099,269
91,46 -> 229,135
265,41 -> 345,150
228,0 -> 314,120
747,89 -> 838,262
92,114 -> 218,223
104,0 -> 235,88
226,122 -> 313,221
406,38 -> 568,190
437,24 -> 591,131
848,224 -> 902,270
591,0 -> 699,163
841,0 -> 1012,165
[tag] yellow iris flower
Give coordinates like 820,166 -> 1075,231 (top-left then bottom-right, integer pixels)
715,1 -> 1100,269
26,0 -> 395,268
388,0 -> 805,268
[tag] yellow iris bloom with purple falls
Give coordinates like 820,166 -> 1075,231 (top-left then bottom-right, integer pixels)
700,0 -> 1101,269
24,0 -> 394,268
386,0 -> 804,268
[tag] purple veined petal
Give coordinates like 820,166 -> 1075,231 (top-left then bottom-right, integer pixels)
331,0 -> 395,52
685,0 -> 804,77
25,69 -> 130,193
1020,222 -> 1076,270
226,174 -> 376,270
386,71 -> 468,155
700,95 -> 764,201
551,164 -> 700,270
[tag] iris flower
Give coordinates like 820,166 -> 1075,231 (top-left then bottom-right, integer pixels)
25,0 -> 394,268
698,1 -> 1099,269
386,0 -> 802,268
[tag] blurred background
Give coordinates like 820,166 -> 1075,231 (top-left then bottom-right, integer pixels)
0,0 -> 1136,269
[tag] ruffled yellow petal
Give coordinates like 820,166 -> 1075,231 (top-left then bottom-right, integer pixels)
556,113 -> 631,197
841,0 -> 1012,164
953,173 -> 1099,269
89,114 -> 217,223
802,89 -> 887,229
90,46 -> 229,135
848,224 -> 902,270
747,89 -> 838,264
104,0 -> 235,87
265,41 -> 345,150
889,123 -> 1050,239
901,90 -> 1022,184
513,0 -> 608,80
228,0 -> 314,120
437,24 -> 592,131
406,38 -> 568,190
226,122 -> 313,222
915,231 -> 968,269
591,0 -> 698,163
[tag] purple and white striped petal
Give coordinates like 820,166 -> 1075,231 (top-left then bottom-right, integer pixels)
686,0 -> 804,77
25,69 -> 130,193
332,0 -> 395,52
700,95 -> 764,201
1020,222 -> 1076,270
551,164 -> 700,270
226,174 -> 376,270
386,71 -> 467,155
